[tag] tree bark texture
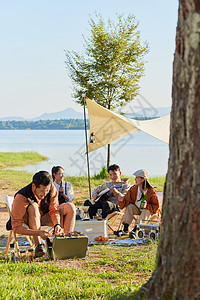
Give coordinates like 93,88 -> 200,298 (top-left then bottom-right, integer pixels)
129,1 -> 200,299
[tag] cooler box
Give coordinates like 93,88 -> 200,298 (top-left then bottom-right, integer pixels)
74,219 -> 108,242
46,233 -> 88,260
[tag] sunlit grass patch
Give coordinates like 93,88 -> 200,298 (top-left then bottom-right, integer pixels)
0,151 -> 48,169
0,169 -> 33,191
0,243 -> 157,299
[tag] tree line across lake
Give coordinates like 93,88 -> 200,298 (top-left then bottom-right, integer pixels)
0,117 -> 156,130
0,119 -> 87,130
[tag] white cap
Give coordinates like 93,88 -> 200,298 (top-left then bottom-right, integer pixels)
133,169 -> 150,179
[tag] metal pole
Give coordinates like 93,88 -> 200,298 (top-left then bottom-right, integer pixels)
83,96 -> 92,199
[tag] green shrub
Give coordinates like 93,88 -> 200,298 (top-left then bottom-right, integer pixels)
92,166 -> 109,180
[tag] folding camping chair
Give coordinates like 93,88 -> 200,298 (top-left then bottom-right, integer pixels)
107,208 -> 138,233
5,195 -> 34,256
107,209 -> 125,233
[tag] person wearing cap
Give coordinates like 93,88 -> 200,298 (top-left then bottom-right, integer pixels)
115,169 -> 159,236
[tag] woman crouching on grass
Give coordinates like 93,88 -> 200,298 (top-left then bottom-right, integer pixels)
51,166 -> 76,234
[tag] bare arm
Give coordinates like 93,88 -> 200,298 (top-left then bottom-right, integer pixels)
48,185 -> 61,225
19,227 -> 50,240
110,187 -> 124,199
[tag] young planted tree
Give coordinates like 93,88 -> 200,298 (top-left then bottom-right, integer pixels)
65,14 -> 148,167
125,1 -> 200,299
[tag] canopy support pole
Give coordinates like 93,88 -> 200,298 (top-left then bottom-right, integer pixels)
83,96 -> 92,200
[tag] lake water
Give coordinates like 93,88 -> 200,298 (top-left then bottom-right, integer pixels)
0,130 -> 169,177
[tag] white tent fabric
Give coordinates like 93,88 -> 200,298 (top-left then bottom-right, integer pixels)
86,97 -> 170,153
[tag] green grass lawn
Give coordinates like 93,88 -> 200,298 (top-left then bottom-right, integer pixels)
0,152 -> 48,169
0,243 -> 157,299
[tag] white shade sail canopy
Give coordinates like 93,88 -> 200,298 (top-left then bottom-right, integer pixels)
86,97 -> 170,153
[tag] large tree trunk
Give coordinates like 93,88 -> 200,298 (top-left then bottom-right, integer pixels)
128,1 -> 200,299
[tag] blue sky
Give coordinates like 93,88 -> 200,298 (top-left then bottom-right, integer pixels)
0,0 -> 178,118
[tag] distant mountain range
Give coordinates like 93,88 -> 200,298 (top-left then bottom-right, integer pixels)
32,108 -> 84,121
0,108 -> 84,121
0,106 -> 171,121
